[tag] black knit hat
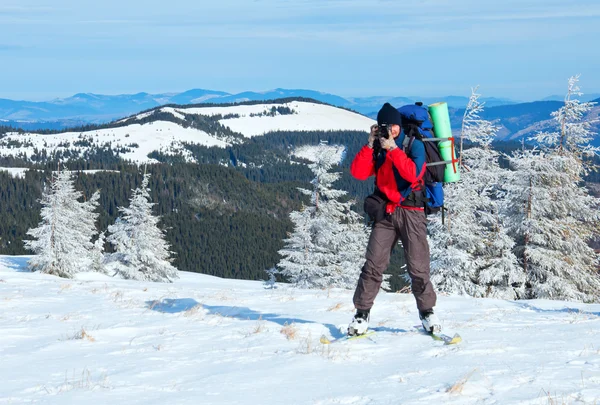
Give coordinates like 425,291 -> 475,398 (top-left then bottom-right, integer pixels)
377,102 -> 403,126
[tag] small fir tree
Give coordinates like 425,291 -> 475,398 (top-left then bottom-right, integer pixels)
90,231 -> 107,274
106,173 -> 179,282
264,267 -> 279,289
24,170 -> 100,278
278,142 -> 370,289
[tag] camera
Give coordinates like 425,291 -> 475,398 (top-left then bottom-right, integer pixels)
377,124 -> 390,139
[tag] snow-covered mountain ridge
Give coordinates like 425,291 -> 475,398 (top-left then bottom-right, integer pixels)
0,100 -> 374,164
131,101 -> 374,138
1,255 -> 600,404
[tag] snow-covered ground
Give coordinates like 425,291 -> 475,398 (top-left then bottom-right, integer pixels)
173,101 -> 374,138
0,167 -> 28,178
0,121 -> 227,164
2,255 -> 600,404
0,168 -> 119,178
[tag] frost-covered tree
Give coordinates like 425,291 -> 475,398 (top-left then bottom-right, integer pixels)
24,170 -> 100,278
277,142 -> 371,289
264,267 -> 279,289
429,87 -> 524,299
106,173 -> 179,282
504,76 -> 600,302
90,231 -> 107,274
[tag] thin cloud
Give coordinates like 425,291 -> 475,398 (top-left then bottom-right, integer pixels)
0,44 -> 25,50
3,1 -> 599,28
75,20 -> 147,24
437,8 -> 600,22
0,5 -> 52,12
0,5 -> 53,17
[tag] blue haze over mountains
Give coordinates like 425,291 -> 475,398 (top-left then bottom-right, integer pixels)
0,87 -> 580,125
1,89 -> 599,145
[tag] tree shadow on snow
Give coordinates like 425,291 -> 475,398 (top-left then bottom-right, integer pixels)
145,298 -> 344,338
0,256 -> 32,272
512,301 -> 600,318
203,304 -> 345,338
146,298 -> 201,314
369,326 -> 410,334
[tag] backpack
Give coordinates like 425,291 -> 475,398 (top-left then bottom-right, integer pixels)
397,102 -> 445,215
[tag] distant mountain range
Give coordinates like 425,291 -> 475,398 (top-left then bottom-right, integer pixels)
0,88 -> 522,125
542,93 -> 600,102
2,89 -> 599,147
449,99 -> 600,146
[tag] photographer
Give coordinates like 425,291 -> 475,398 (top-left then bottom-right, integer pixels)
347,103 -> 440,336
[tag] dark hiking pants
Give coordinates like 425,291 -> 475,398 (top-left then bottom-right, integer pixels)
353,207 -> 436,313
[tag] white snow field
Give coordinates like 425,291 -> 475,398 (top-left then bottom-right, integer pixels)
0,121 -> 227,164
170,101 -> 375,138
1,255 -> 600,404
0,167 -> 28,178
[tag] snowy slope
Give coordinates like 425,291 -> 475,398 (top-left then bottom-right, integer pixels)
2,255 -> 600,404
0,168 -> 119,178
0,101 -> 374,164
171,101 -> 374,138
506,103 -> 600,144
0,167 -> 28,178
0,121 -> 228,164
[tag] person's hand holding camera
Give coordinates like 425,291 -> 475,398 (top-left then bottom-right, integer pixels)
380,130 -> 397,150
367,124 -> 378,148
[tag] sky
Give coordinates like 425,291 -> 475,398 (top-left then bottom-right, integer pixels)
1,0 -> 599,102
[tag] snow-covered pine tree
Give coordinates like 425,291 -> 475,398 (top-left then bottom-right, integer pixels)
106,173 -> 179,282
264,267 -> 279,289
429,87 -> 524,299
277,142 -> 371,289
503,76 -> 600,302
24,170 -> 101,278
90,231 -> 107,274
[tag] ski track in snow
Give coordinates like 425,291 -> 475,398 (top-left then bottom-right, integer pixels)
1,255 -> 600,404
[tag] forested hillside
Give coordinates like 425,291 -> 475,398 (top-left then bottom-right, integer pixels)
2,128 -> 599,290
0,128 -> 378,280
0,163 -> 306,279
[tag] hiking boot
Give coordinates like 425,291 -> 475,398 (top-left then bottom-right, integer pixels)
348,309 -> 370,336
419,309 -> 442,333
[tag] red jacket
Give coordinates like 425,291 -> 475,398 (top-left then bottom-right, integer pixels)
350,145 -> 426,212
